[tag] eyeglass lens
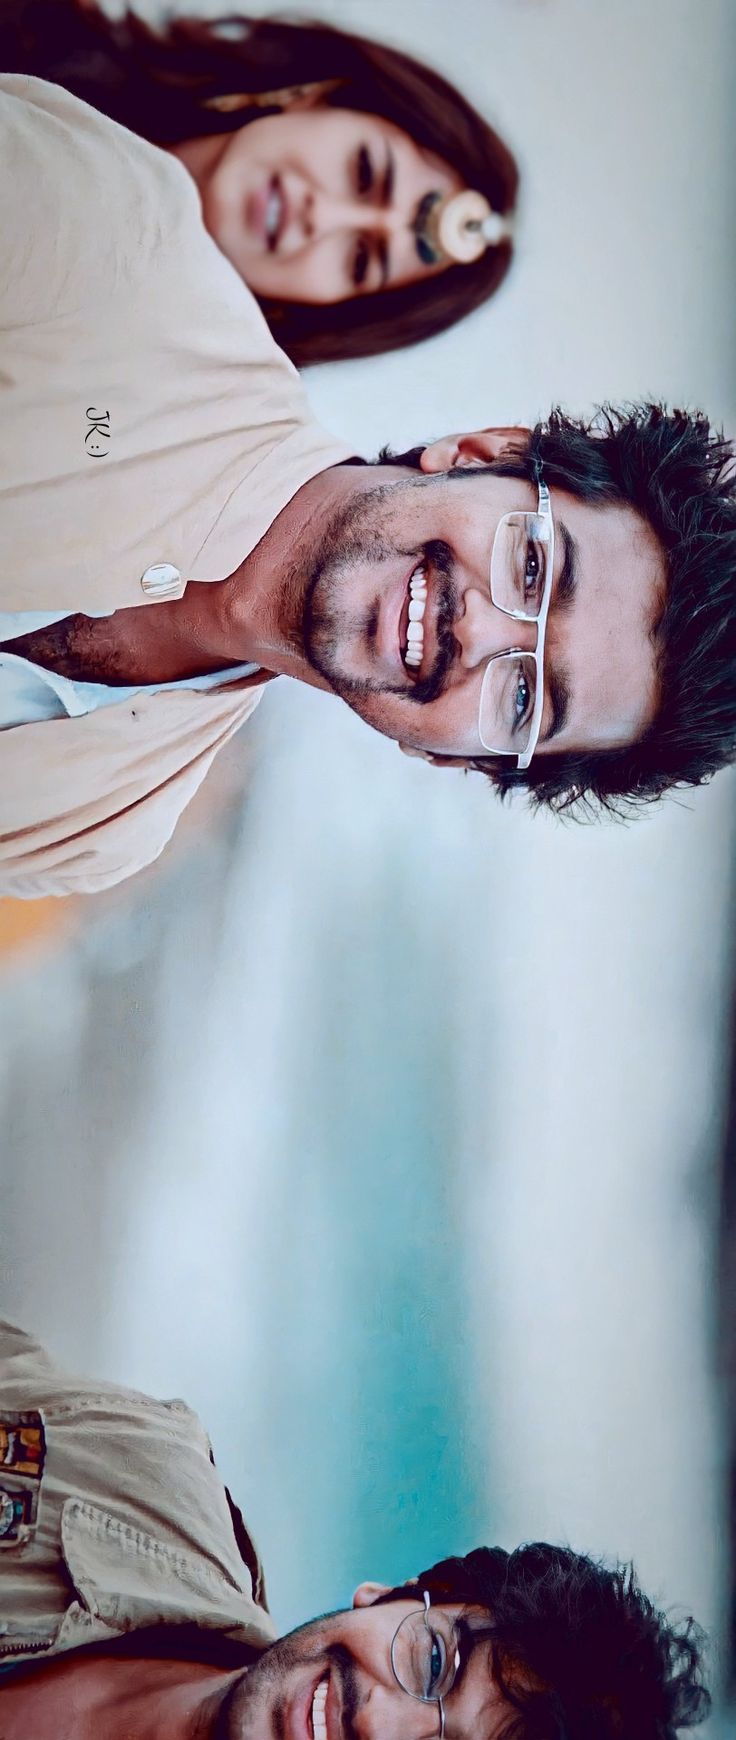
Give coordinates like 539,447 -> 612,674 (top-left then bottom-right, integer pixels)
478,508 -> 553,754
391,1604 -> 458,1703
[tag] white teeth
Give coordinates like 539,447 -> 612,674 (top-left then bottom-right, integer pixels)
265,188 -> 281,240
404,566 -> 427,670
311,1678 -> 328,1740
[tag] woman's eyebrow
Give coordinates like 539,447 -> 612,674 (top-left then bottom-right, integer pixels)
374,235 -> 390,288
381,142 -> 396,207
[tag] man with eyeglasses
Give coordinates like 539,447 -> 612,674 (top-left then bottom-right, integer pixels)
0,1321 -> 710,1738
2,75 -> 735,895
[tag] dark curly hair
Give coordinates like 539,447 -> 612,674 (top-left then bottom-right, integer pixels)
378,1541 -> 711,1740
0,0 -> 518,367
385,403 -> 736,815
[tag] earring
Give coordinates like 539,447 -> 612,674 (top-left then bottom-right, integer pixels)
414,189 -> 514,267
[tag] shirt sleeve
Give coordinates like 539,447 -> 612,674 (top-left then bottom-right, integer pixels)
0,684 -> 264,899
0,74 -> 198,328
0,1319 -> 56,1380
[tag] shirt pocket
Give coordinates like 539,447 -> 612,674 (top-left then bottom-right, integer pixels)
60,1499 -> 270,1638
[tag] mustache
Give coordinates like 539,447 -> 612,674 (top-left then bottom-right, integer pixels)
326,1643 -> 362,1740
302,535 -> 460,707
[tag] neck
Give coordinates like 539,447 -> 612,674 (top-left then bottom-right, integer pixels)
202,458 -> 418,691
194,462 -> 366,693
0,1650 -> 240,1740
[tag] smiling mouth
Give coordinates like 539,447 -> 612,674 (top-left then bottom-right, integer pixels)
265,175 -> 286,251
399,562 -> 428,676
310,1675 -> 329,1740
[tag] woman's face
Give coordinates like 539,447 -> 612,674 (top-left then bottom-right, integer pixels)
175,107 -> 464,303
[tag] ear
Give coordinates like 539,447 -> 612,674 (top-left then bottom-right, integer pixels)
353,1576 -> 419,1609
399,744 -> 476,771
419,426 -> 531,475
353,1581 -> 391,1609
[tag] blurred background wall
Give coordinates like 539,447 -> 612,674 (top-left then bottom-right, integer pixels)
1,0 -> 735,1731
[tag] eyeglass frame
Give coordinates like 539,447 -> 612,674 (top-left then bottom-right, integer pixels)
477,474 -> 555,771
389,1591 -> 462,1740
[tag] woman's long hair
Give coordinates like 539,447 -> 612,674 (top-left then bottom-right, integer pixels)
2,1 -> 519,365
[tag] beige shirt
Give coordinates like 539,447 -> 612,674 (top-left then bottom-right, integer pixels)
0,1321 -> 277,1669
0,76 -> 351,897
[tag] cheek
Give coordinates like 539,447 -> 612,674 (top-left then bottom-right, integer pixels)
267,236 -> 352,304
359,689 -> 481,755
200,140 -> 263,257
198,172 -> 235,258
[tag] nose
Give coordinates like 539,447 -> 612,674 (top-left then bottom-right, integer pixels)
453,585 -> 539,671
353,1688 -> 441,1740
303,189 -> 406,241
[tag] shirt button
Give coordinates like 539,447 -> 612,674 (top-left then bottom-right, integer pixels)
140,562 -> 184,599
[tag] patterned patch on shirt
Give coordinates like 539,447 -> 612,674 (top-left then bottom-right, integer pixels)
0,1413 -> 46,1481
0,1412 -> 45,1548
0,1485 -> 39,1546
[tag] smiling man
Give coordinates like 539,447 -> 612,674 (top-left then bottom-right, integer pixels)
0,1321 -> 710,1740
1,75 -> 735,895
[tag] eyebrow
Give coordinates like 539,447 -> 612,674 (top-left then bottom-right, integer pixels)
555,520 -> 578,608
537,521 -> 578,745
382,141 -> 396,208
373,144 -> 395,290
539,664 -> 571,745
375,234 -> 390,289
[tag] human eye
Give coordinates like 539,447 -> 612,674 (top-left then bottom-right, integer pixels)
355,143 -> 374,196
422,1627 -> 448,1697
511,660 -> 533,732
350,234 -> 370,290
522,537 -> 546,609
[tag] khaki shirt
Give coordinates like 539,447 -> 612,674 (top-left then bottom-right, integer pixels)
0,1321 -> 277,1669
0,76 -> 351,898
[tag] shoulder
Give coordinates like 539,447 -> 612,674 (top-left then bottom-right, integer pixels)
0,1322 -> 276,1658
0,71 -> 188,194
0,74 -> 202,322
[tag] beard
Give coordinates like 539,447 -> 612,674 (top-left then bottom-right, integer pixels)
214,1611 -> 353,1740
301,481 -> 404,700
294,477 -> 459,714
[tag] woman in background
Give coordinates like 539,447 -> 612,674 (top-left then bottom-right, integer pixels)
1,0 -> 518,364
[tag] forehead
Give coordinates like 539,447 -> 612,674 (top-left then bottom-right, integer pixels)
547,488 -> 666,753
293,107 -> 454,177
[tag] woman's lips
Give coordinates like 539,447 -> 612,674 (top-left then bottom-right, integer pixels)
246,175 -> 286,250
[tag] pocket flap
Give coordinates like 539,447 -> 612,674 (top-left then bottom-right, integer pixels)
61,1499 -> 276,1643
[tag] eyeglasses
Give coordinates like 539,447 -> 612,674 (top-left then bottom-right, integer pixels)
477,477 -> 555,769
390,1592 -> 462,1739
